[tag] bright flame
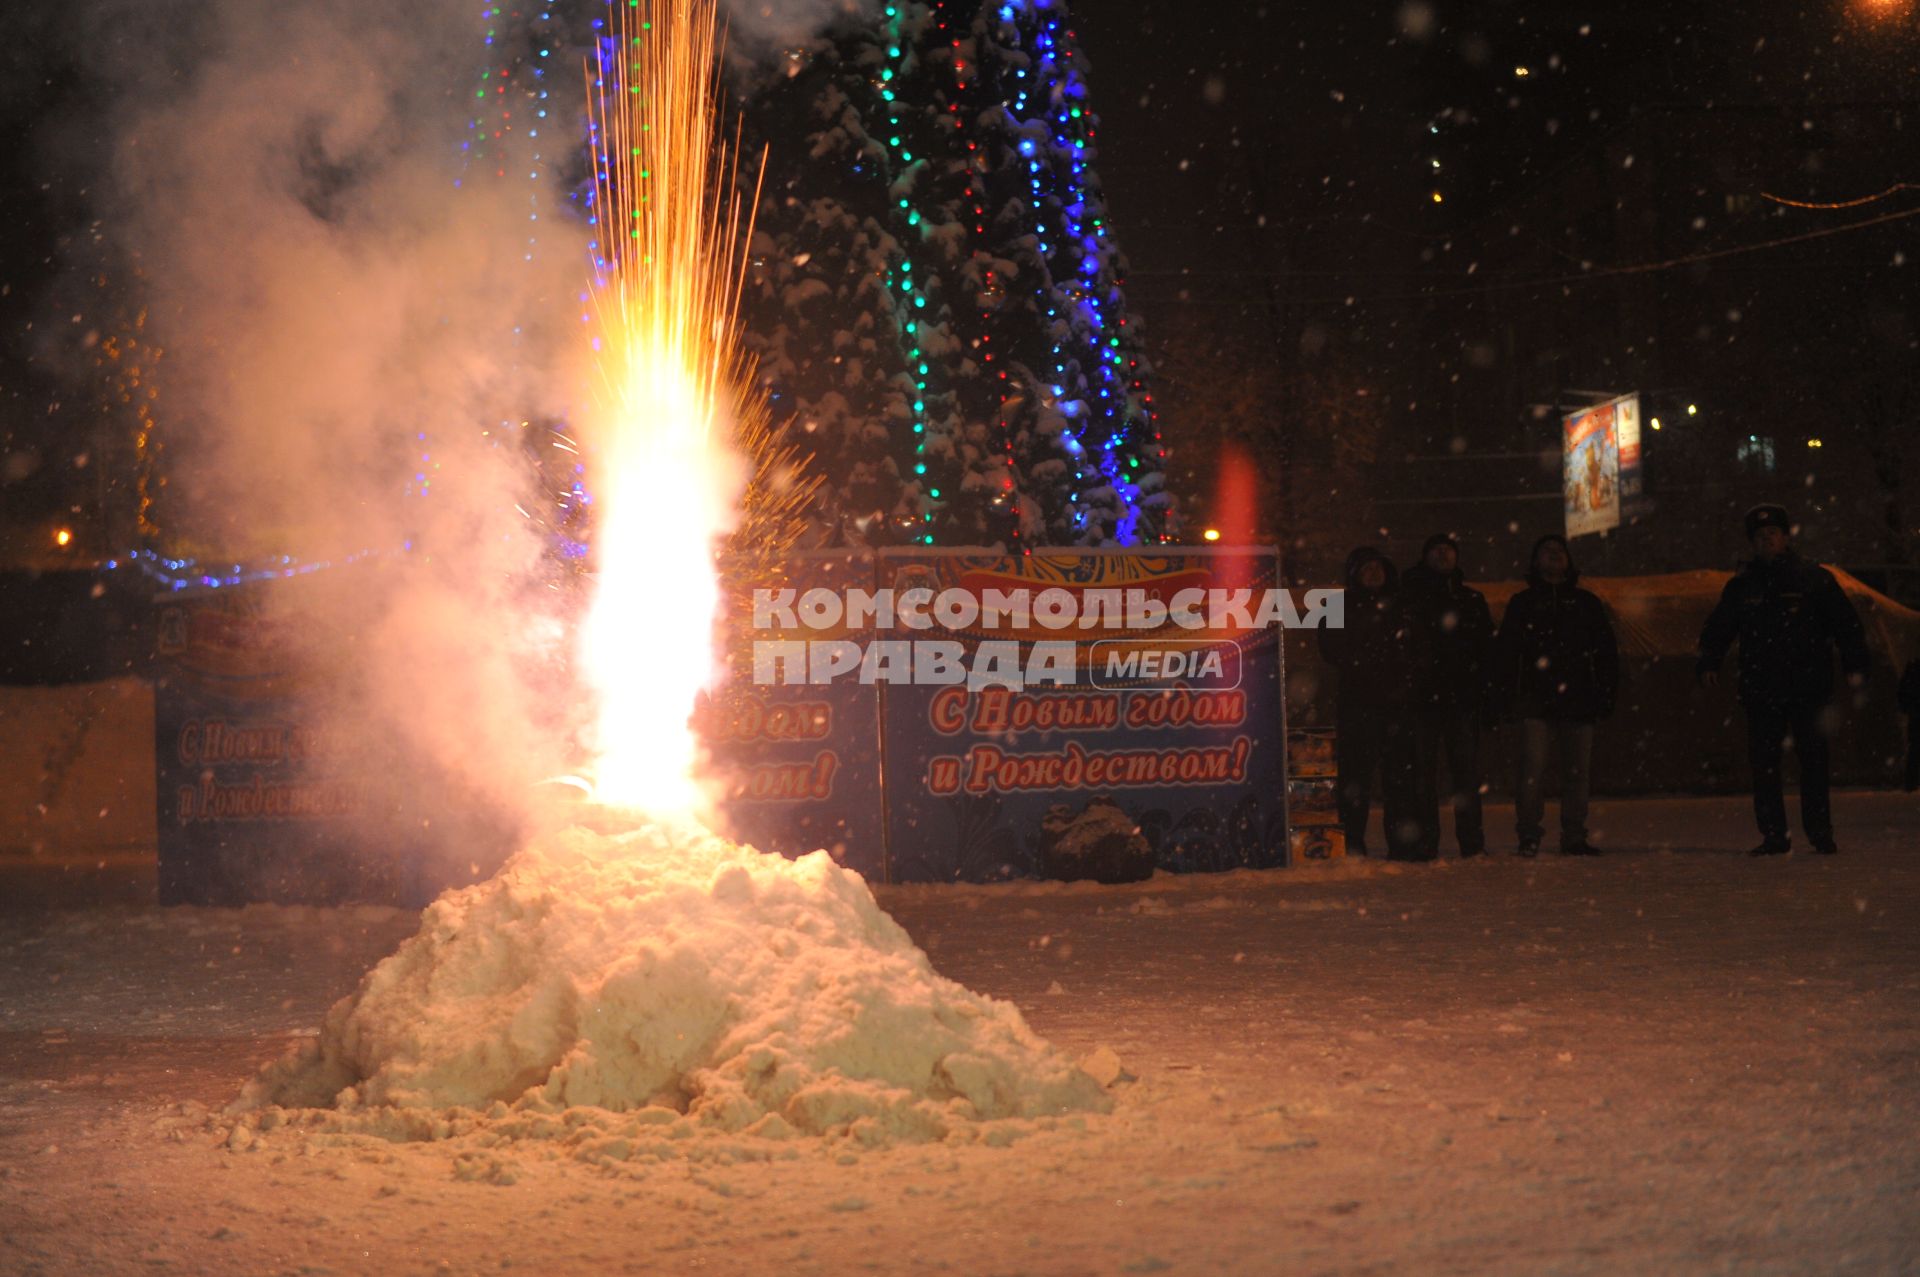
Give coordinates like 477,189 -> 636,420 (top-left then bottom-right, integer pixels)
578,0 -> 755,813
54,528 -> 73,547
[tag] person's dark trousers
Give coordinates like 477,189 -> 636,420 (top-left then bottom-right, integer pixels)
1336,702 -> 1421,856
1745,700 -> 1832,845
1906,715 -> 1919,792
1515,718 -> 1594,847
1413,709 -> 1485,854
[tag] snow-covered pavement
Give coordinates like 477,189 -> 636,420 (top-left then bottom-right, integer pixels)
2,792 -> 1916,1275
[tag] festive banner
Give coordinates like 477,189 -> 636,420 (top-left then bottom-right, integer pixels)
701,550 -> 885,881
152,577 -> 421,905
872,548 -> 1289,883
155,550 -> 1298,902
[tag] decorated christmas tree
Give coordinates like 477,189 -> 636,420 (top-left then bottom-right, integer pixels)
459,0 -> 1171,551
738,0 -> 1172,549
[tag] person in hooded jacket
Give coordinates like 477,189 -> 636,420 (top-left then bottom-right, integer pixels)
1491,534 -> 1619,855
1401,533 -> 1494,858
1696,505 -> 1870,854
1318,546 -> 1422,858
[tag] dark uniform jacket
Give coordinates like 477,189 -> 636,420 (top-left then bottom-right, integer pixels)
1318,548 -> 1416,710
1492,560 -> 1619,722
1696,552 -> 1870,707
1400,562 -> 1494,716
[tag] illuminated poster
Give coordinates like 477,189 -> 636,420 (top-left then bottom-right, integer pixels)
1564,400 -> 1622,538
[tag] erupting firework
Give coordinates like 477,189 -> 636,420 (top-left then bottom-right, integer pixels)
575,0 -> 756,814
236,0 -> 1111,1137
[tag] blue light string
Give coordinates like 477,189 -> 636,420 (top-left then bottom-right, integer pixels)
109,547 -> 390,593
994,0 -> 1153,543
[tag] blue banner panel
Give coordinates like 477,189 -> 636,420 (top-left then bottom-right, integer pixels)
875,549 -> 1289,883
702,551 -> 885,881
153,580 -> 424,905
152,572 -> 517,906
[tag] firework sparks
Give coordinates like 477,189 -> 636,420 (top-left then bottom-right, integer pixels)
577,0 -> 757,813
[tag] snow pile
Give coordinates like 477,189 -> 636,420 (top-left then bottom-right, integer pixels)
241,816 -> 1109,1144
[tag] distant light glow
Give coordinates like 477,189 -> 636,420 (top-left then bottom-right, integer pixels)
1202,528 -> 1222,542
54,528 -> 72,547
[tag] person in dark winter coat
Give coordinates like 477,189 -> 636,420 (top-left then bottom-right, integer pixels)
1491,534 -> 1619,855
1318,546 -> 1422,858
1901,659 -> 1920,792
1697,505 -> 1871,854
1401,533 -> 1494,857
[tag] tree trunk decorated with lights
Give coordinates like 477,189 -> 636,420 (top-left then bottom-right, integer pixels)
741,0 -> 1172,549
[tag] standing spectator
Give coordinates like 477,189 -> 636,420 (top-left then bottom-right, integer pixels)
1697,505 -> 1871,855
1402,533 -> 1493,858
1901,658 -> 1920,793
1318,547 -> 1421,859
1491,534 -> 1619,856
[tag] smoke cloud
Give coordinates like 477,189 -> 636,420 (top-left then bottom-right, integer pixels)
71,0 -> 597,864
44,0 -> 873,879
720,0 -> 878,59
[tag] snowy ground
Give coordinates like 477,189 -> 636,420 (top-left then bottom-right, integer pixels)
2,793 -> 1918,1275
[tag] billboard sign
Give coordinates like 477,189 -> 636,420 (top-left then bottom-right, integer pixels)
1614,394 -> 1649,519
1564,396 -> 1626,538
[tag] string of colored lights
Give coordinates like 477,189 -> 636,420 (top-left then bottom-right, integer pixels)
988,0 -> 1163,544
463,0 -> 594,559
875,2 -> 946,545
930,0 -> 1024,550
102,4 -> 578,592
863,0 -> 1159,547
109,547 -> 390,593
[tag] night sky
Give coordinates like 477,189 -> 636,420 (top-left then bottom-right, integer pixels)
1,0 -> 1915,572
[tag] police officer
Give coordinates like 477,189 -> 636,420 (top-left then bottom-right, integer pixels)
1696,505 -> 1871,855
